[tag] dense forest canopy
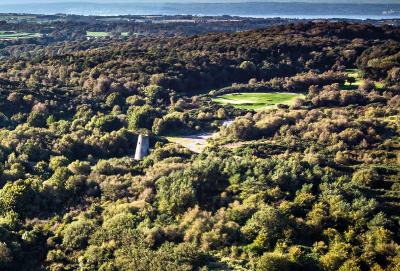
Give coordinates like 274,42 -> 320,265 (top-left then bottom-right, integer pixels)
1,20 -> 400,271
0,14 -> 398,59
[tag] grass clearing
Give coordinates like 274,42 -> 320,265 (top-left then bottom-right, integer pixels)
96,17 -> 129,21
344,68 -> 383,89
212,92 -> 305,111
166,133 -> 215,153
86,32 -> 109,37
0,31 -> 42,39
165,136 -> 184,142
86,31 -> 134,37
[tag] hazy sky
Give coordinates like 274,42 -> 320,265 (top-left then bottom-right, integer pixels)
3,0 -> 400,4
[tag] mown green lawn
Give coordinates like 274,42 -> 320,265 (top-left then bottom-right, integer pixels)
212,92 -> 305,110
344,68 -> 383,89
86,31 -> 132,37
86,32 -> 109,37
0,31 -> 42,39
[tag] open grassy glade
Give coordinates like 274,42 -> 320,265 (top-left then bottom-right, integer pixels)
212,92 -> 305,110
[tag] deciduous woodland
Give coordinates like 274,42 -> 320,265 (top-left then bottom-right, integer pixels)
1,21 -> 400,270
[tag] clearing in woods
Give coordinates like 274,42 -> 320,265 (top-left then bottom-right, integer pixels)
344,68 -> 383,89
212,92 -> 305,110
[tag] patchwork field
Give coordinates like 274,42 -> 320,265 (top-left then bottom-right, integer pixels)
212,92 -> 305,110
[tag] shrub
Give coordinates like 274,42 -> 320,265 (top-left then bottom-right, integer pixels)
256,252 -> 292,271
62,218 -> 95,249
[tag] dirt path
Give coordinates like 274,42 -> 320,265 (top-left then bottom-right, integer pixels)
171,132 -> 216,153
168,120 -> 235,153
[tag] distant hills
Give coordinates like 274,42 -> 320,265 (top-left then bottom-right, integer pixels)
8,0 -> 400,3
0,2 -> 399,18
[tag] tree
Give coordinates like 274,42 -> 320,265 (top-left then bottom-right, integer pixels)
352,168 -> 380,187
257,252 -> 292,271
68,160 -> 91,175
95,115 -> 122,132
49,156 -> 70,171
347,77 -> 356,86
240,61 -> 257,73
126,95 -> 145,106
144,84 -> 164,102
0,243 -> 12,269
217,108 -> 227,119
0,180 -> 30,215
128,105 -> 158,130
0,113 -> 11,128
7,93 -> 21,103
152,118 -> 165,135
241,206 -> 288,248
62,218 -> 95,249
27,111 -> 47,127
106,92 -> 124,107
157,171 -> 196,216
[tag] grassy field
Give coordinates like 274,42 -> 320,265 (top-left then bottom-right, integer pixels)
86,32 -> 109,37
0,15 -> 37,20
212,92 -> 305,110
96,17 -> 129,21
86,32 -> 132,37
344,68 -> 383,89
0,31 -> 42,39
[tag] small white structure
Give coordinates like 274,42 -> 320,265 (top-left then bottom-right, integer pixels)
134,135 -> 150,160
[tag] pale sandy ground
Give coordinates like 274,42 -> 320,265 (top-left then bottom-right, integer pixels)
169,120 -> 235,153
172,132 -> 216,153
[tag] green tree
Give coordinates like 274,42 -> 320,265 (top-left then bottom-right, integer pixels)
157,171 -> 196,216
68,160 -> 91,175
128,105 -> 158,130
144,84 -> 164,102
0,242 -> 12,269
257,252 -> 292,271
95,115 -> 122,132
0,181 -> 27,215
352,168 -> 380,187
62,218 -> 95,249
27,111 -> 47,127
240,61 -> 257,73
49,156 -> 70,171
217,108 -> 227,119
106,92 -> 124,107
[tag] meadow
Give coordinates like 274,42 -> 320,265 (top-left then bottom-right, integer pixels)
86,31 -> 131,37
0,31 -> 41,39
344,68 -> 384,89
212,92 -> 305,110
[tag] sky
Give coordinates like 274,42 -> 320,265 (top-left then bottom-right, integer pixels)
3,0 -> 400,4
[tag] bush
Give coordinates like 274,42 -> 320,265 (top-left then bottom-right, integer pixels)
352,168 -> 380,187
106,92 -> 124,107
68,160 -> 91,175
46,250 -> 66,263
241,206 -> 288,245
95,115 -> 122,132
27,111 -> 47,127
257,252 -> 292,271
49,156 -> 70,171
62,218 -> 95,249
0,242 -> 12,268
